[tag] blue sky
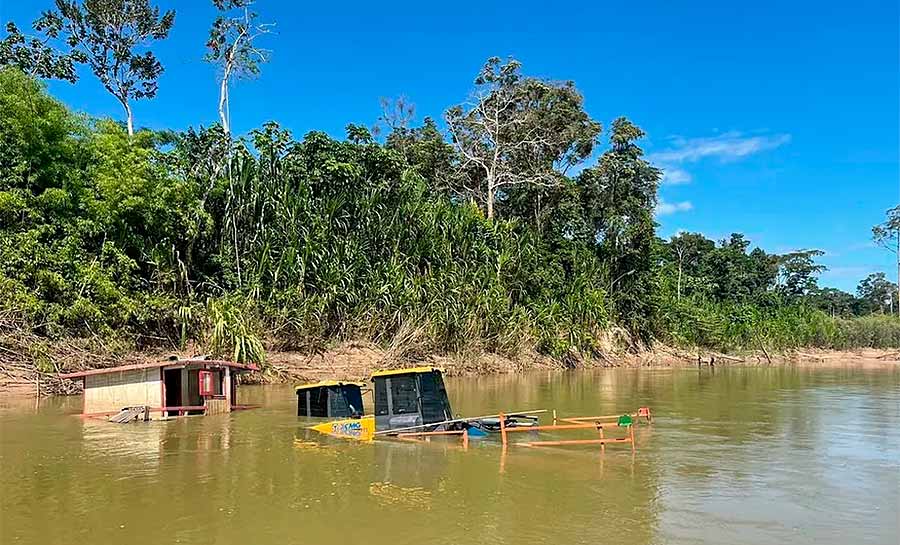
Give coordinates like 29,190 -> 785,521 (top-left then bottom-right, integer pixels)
4,0 -> 898,292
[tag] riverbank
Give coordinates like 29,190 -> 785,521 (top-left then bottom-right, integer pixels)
2,337 -> 897,397
263,344 -> 900,384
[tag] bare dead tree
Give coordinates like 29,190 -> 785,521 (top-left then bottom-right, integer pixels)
374,95 -> 415,137
373,95 -> 415,160
205,0 -> 272,135
873,205 -> 900,315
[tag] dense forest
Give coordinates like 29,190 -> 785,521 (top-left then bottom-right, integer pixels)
1,1 -> 899,372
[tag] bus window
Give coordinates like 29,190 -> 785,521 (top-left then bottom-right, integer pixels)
390,376 -> 418,415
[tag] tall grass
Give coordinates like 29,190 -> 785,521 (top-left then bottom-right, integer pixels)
203,129 -> 612,359
207,299 -> 265,365
661,298 -> 900,352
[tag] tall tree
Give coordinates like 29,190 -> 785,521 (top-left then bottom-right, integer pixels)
445,57 -> 600,220
777,249 -> 825,299
668,232 -> 715,300
0,21 -> 85,82
205,0 -> 271,136
660,232 -> 779,304
857,272 -> 897,315
872,204 -> 900,314
385,116 -> 455,184
809,287 -> 860,317
30,0 -> 175,136
578,118 -> 660,344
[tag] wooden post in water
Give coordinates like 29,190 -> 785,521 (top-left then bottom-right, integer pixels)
499,412 -> 507,448
224,366 -> 232,411
599,425 -> 605,454
629,424 -> 636,452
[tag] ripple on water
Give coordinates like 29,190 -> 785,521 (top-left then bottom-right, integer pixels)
0,366 -> 898,545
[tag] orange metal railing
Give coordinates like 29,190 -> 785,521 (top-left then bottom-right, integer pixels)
385,406 -> 652,453
498,408 -> 651,451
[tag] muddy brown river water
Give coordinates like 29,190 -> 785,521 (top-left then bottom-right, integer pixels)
1,366 -> 898,545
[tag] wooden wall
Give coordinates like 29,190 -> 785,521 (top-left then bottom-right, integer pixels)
205,397 -> 229,415
83,369 -> 162,416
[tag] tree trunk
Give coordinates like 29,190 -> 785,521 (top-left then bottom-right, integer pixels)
675,246 -> 684,301
219,67 -> 231,135
123,100 -> 134,137
677,261 -> 682,301
486,183 -> 495,220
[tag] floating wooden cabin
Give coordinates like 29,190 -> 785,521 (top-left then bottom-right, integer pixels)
296,381 -> 365,418
59,359 -> 259,420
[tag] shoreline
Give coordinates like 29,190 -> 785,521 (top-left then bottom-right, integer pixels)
262,344 -> 900,385
2,342 -> 897,397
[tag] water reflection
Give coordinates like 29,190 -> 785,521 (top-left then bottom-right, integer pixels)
0,366 -> 897,545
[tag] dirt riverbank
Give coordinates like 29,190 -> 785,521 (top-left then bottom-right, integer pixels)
1,338 -> 897,397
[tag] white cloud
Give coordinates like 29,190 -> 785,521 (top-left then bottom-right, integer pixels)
661,167 -> 692,185
653,131 -> 790,211
656,200 -> 693,216
650,132 -> 791,164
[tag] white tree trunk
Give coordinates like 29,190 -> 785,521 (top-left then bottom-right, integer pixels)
123,100 -> 134,137
486,183 -> 495,220
219,39 -> 241,136
677,261 -> 683,301
219,68 -> 231,135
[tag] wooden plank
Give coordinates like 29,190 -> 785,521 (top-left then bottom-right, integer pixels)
205,397 -> 228,415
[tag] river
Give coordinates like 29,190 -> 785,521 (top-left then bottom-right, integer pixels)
1,366 -> 898,545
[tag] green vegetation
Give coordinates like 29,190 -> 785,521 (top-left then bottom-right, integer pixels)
1,0 -> 898,370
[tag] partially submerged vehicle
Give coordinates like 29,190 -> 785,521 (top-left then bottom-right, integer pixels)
305,366 -> 649,450
304,367 -> 456,441
371,367 -> 454,431
368,367 -> 538,435
296,380 -> 375,440
296,380 -> 366,418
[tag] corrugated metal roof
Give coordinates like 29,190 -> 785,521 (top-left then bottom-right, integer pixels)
58,359 -> 260,379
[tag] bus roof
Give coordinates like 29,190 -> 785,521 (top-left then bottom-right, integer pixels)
295,380 -> 366,391
370,366 -> 443,378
